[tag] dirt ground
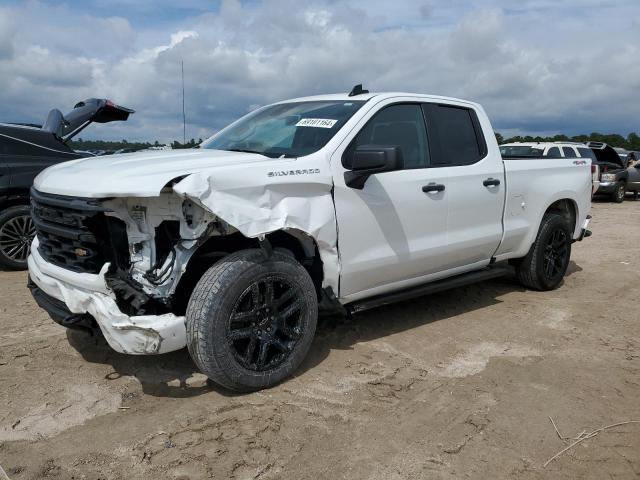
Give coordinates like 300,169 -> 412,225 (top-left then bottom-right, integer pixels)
1,200 -> 639,480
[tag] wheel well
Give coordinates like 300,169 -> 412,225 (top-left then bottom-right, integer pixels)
171,230 -> 324,315
545,199 -> 577,232
0,190 -> 31,211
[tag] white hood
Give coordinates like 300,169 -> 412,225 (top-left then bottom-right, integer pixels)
33,148 -> 276,197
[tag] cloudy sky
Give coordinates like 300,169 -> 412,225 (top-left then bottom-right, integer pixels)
0,0 -> 638,142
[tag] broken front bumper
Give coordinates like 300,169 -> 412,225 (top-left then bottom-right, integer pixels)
27,238 -> 187,355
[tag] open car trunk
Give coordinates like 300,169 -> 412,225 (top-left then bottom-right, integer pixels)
44,98 -> 135,141
0,98 -> 134,158
587,141 -> 626,170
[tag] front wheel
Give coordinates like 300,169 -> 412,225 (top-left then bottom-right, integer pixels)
186,249 -> 318,392
0,205 -> 36,270
516,213 -> 572,291
612,182 -> 626,203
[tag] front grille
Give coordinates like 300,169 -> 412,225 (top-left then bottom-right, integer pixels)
30,188 -> 122,274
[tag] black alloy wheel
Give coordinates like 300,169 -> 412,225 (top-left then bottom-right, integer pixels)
515,212 -> 572,291
542,228 -> 569,282
227,274 -> 305,371
186,249 -> 318,392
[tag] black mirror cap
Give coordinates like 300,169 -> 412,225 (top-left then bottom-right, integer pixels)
344,145 -> 404,189
343,145 -> 404,170
351,145 -> 403,171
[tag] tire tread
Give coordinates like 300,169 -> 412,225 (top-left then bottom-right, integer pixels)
516,213 -> 571,291
186,249 -> 317,392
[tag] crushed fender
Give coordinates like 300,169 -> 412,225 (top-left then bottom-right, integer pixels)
173,163 -> 340,291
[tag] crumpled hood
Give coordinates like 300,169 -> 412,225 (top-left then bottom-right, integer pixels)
33,148 -> 278,197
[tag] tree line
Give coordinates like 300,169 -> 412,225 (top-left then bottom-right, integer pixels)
69,138 -> 204,152
495,132 -> 640,151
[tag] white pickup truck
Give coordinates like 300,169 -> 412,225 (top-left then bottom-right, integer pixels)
28,87 -> 592,391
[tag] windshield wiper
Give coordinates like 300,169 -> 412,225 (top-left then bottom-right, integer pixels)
225,148 -> 296,159
226,148 -> 266,156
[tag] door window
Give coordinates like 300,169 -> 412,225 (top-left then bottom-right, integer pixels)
345,104 -> 429,169
545,147 -> 561,158
577,147 -> 596,160
422,104 -> 486,166
562,147 -> 577,158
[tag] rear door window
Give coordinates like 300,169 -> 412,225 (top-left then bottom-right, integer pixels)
422,104 -> 486,166
545,147 -> 561,158
577,147 -> 596,160
562,147 -> 577,158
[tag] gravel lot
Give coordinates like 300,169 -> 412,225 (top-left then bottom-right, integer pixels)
1,200 -> 639,479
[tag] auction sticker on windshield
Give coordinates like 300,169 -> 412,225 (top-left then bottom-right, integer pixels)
296,118 -> 337,128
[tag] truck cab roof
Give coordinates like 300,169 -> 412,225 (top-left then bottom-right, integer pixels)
278,92 -> 480,108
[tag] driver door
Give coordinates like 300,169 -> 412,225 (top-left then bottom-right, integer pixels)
331,102 -> 451,300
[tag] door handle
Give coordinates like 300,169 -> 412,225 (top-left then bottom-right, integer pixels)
422,183 -> 445,193
483,178 -> 501,187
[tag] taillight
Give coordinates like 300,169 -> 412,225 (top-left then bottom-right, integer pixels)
591,165 -> 596,173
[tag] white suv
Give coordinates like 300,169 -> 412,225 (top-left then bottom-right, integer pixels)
500,142 -> 599,195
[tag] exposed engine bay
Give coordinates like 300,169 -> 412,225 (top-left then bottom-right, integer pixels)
31,187 -> 245,317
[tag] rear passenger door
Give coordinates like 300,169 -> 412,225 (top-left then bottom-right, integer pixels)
422,103 -> 505,268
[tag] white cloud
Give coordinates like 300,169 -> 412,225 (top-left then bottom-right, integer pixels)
0,0 -> 639,141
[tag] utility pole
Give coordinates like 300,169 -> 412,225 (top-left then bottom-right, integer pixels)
181,60 -> 186,146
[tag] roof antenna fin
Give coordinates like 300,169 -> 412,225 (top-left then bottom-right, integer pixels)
348,84 -> 369,97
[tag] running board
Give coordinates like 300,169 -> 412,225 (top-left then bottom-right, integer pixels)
346,265 -> 511,314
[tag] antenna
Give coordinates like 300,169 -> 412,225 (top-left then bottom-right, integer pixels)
181,60 -> 186,146
348,84 -> 369,97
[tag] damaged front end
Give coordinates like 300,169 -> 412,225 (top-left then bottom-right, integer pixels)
28,153 -> 341,355
28,186 -> 227,354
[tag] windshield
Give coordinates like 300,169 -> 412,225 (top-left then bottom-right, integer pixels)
500,145 -> 545,157
201,100 -> 366,158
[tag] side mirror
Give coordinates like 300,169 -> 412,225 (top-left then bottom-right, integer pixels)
343,145 -> 404,189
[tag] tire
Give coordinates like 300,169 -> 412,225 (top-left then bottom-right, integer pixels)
611,182 -> 625,203
0,205 -> 35,270
516,213 -> 572,291
186,249 -> 318,392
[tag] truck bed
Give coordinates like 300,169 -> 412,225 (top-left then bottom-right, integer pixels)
494,156 -> 592,261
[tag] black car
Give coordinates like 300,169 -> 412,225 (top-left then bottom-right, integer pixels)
588,141 -> 640,203
0,99 -> 133,269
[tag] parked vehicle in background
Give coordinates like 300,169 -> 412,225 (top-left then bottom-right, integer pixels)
588,141 -> 640,202
499,142 -> 599,195
29,88 -> 592,391
613,147 -> 637,166
0,99 -> 133,269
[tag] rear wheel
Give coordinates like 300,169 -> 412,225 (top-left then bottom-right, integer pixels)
0,205 -> 35,270
516,213 -> 572,291
186,249 -> 318,392
612,182 -> 626,203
